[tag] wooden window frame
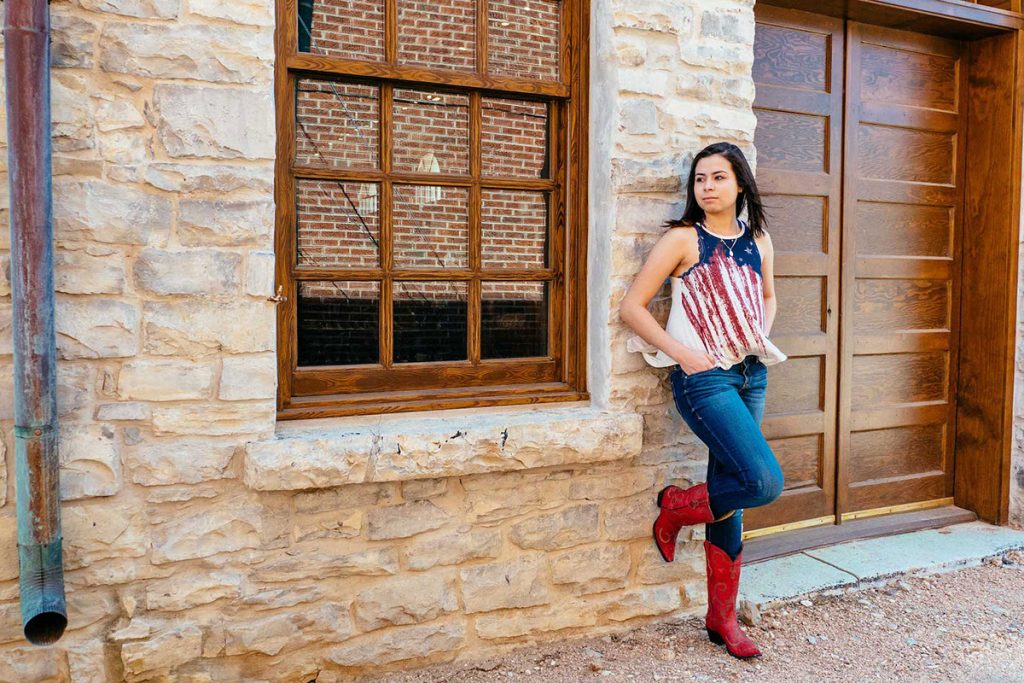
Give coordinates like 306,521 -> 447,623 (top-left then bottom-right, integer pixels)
273,0 -> 590,419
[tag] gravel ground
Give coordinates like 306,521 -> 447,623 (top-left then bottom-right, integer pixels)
355,549 -> 1024,683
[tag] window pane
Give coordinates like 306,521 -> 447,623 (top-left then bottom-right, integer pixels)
298,0 -> 385,61
296,180 -> 380,269
297,281 -> 380,366
393,89 -> 470,175
482,98 -> 548,179
482,282 -> 548,359
481,190 -> 548,270
393,185 -> 469,269
398,0 -> 476,72
488,0 -> 560,80
393,281 -> 467,363
295,79 -> 378,170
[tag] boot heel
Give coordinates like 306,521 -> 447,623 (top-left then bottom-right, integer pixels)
706,628 -> 724,645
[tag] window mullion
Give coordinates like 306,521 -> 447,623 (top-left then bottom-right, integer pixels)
381,83 -> 394,369
469,91 -> 482,363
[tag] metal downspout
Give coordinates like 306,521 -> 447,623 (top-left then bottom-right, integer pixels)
4,0 -> 67,645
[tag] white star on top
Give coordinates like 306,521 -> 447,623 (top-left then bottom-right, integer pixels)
745,246 -> 753,254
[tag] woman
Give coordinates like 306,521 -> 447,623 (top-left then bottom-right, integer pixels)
618,142 -> 787,660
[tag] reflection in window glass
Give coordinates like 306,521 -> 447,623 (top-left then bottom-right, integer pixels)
481,190 -> 548,270
488,0 -> 560,80
297,281 -> 380,366
482,281 -> 548,359
393,89 -> 470,175
393,281 -> 468,363
397,0 -> 476,72
393,185 -> 469,269
295,79 -> 379,170
482,98 -> 548,179
298,0 -> 385,61
296,180 -> 380,269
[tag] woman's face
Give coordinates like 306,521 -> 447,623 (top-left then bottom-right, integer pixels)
693,154 -> 742,215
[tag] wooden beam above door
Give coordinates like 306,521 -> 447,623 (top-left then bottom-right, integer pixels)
759,0 -> 1024,38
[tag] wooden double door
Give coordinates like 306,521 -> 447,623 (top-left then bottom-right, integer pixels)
749,6 -> 965,532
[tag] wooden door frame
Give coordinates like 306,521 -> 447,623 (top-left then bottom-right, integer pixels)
756,0 -> 1024,529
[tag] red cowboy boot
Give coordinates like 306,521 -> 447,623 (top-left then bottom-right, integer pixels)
703,540 -> 762,659
652,483 -> 716,562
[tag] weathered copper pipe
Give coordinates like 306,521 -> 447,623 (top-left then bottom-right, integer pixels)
4,0 -> 67,645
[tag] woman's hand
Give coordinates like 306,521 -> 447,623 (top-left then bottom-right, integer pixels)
675,348 -> 718,375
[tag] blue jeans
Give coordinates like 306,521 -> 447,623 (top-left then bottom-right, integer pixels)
668,355 -> 784,560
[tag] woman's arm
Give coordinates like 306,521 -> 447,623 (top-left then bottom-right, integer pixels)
618,228 -> 716,372
758,231 -> 777,335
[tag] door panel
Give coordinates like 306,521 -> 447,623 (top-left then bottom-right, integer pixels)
838,22 -> 964,518
750,6 -> 844,530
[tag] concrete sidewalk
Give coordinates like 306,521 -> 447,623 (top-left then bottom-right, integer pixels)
740,521 -> 1024,612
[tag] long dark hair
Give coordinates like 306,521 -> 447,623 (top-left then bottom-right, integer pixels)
663,142 -> 768,239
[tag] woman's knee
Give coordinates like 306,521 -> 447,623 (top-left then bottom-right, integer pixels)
745,468 -> 784,506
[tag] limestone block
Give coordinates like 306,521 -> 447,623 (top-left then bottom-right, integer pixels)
600,585 -> 681,622
80,0 -> 180,18
466,478 -> 570,524
146,570 -> 243,611
327,621 -> 465,667
137,163 -> 274,193
293,482 -> 399,513
52,73 -> 94,152
677,71 -> 714,100
93,93 -> 146,132
0,602 -> 19,645
611,156 -> 686,193
294,509 -> 361,542
614,195 -> 682,235
569,468 -> 657,500
550,544 -> 631,595
56,297 -> 139,359
366,500 -> 450,540
404,527 -> 501,571
55,180 -> 172,246
66,587 -> 119,633
150,496 -> 267,563
95,402 -> 150,421
134,249 -> 241,296
63,503 -> 147,569
130,439 -> 235,486
254,543 -> 398,582
402,477 -> 447,501
100,23 -> 271,83
0,516 -> 16,581
0,304 -> 10,355
0,646 -> 65,682
460,555 -> 550,614
240,583 -> 324,611
508,504 -> 600,551
145,483 -> 222,504
66,639 -> 109,683
619,99 -> 658,134
153,85 -> 274,159
0,253 -> 9,297
618,67 -> 671,96
143,300 -> 274,356
0,435 -> 6,508
98,129 -> 150,165
60,422 -> 123,500
636,542 -> 703,585
52,12 -> 99,68
120,624 -> 202,678
189,0 -> 273,26
118,359 -> 215,401
354,571 -> 458,632
55,245 -> 127,295
178,199 -> 274,247
219,354 -> 276,401
604,493 -> 658,541
245,435 -> 370,490
224,603 -> 353,657
245,251 -> 275,297
700,10 -> 754,45
475,602 -> 597,640
612,2 -> 693,33
245,410 -> 644,490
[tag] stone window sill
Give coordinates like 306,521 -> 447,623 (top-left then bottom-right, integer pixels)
243,401 -> 644,491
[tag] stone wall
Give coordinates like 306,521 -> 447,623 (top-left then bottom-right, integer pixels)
0,1 -> 1019,682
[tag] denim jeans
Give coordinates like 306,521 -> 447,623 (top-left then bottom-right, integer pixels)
668,354 -> 785,560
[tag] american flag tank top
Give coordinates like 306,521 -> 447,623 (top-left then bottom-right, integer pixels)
627,219 -> 788,369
